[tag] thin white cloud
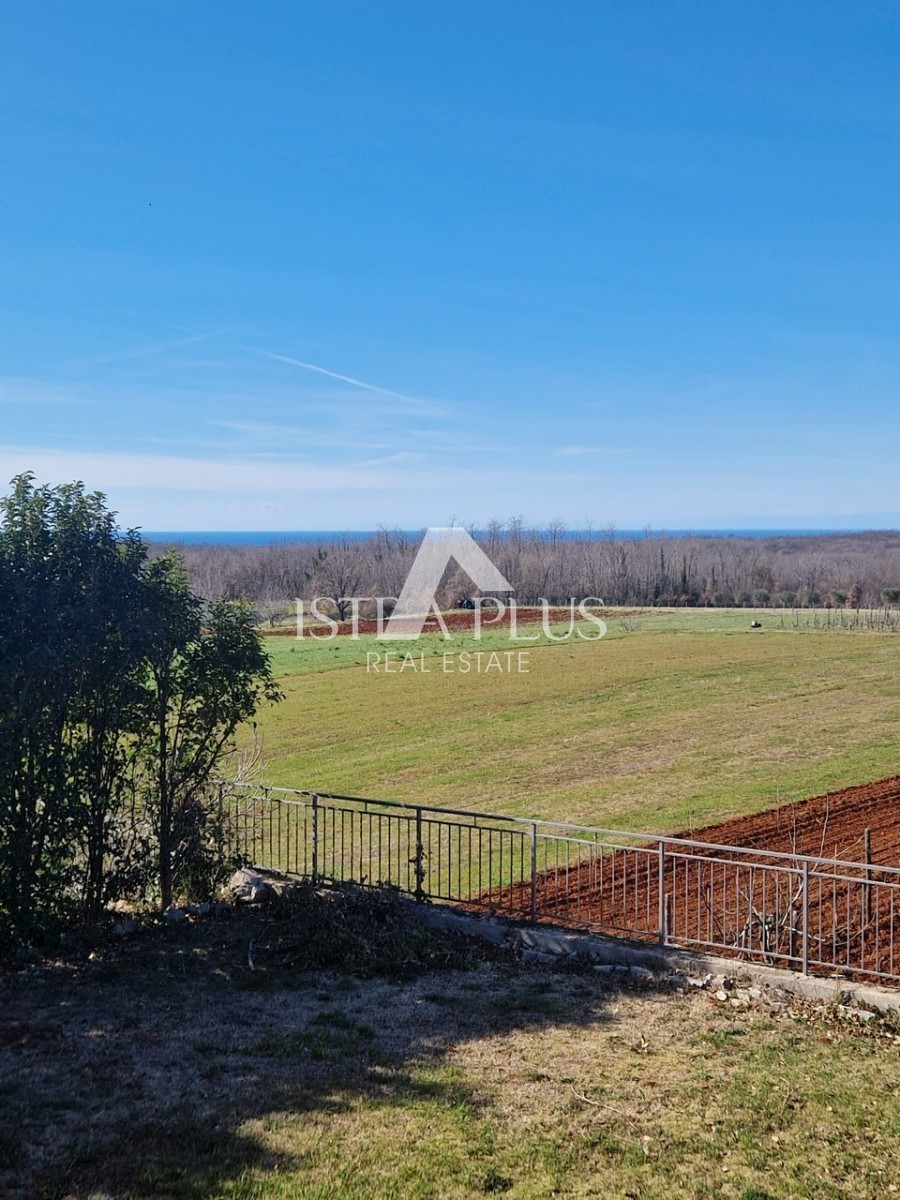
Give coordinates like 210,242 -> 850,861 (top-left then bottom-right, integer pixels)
76,331 -> 223,367
0,379 -> 81,406
210,419 -> 395,452
245,348 -> 445,415
556,444 -> 643,457
4,444 -> 899,530
0,447 -> 444,494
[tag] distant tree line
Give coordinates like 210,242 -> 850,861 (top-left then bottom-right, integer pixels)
0,476 -> 281,946
158,523 -> 900,615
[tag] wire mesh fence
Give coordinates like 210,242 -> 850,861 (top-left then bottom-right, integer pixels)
220,783 -> 900,984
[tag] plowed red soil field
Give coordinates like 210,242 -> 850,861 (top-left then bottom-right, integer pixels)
673,775 -> 900,865
485,776 -> 900,982
267,606 -> 626,637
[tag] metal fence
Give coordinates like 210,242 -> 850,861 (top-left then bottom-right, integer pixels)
221,783 -> 900,985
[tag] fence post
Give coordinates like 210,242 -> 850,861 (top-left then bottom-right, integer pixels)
658,842 -> 666,946
263,786 -> 271,866
311,793 -> 319,885
801,860 -> 809,975
530,823 -> 538,925
415,807 -> 425,903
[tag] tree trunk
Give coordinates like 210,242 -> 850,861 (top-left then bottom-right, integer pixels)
157,693 -> 172,910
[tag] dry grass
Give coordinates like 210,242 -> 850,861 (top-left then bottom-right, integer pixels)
2,905 -> 899,1200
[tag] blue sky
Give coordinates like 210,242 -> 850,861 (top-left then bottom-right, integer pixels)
2,1 -> 900,531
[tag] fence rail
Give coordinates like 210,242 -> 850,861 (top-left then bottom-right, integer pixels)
221,783 -> 900,985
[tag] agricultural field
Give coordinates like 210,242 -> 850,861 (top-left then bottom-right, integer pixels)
251,609 -> 900,836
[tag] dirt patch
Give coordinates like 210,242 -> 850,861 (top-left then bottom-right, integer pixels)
266,606 -> 626,637
486,776 -> 900,982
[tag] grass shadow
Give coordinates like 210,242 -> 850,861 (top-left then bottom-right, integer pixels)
0,892 -> 660,1199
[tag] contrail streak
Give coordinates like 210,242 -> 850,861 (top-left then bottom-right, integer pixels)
246,348 -> 442,414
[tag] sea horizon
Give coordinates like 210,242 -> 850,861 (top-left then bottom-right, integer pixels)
138,527 -> 899,547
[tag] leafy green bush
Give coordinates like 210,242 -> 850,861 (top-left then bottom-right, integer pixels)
0,475 -> 281,945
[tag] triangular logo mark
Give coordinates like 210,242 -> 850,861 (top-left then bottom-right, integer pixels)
380,527 -> 512,639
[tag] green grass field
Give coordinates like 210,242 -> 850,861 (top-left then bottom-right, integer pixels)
250,610 -> 900,834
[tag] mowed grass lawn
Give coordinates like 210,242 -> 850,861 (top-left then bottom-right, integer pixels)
251,611 -> 900,832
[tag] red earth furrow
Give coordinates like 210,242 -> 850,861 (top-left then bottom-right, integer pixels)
671,776 -> 900,866
265,606 -> 626,637
480,775 -> 900,981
